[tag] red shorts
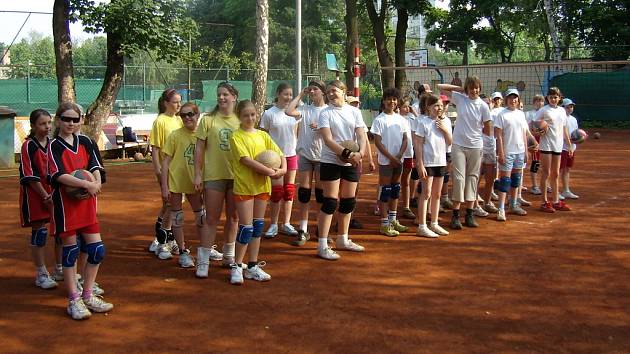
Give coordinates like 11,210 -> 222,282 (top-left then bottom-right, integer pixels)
560,151 -> 575,169
403,158 -> 415,169
59,223 -> 100,238
286,155 -> 298,171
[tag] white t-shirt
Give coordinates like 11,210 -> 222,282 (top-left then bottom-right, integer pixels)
563,114 -> 579,152
536,105 -> 567,153
371,112 -> 410,165
525,109 -> 538,124
415,116 -> 447,167
451,91 -> 492,149
495,108 -> 528,155
403,113 -> 415,158
442,115 -> 453,153
318,104 -> 366,166
482,107 -> 502,154
260,105 -> 299,157
296,104 -> 326,161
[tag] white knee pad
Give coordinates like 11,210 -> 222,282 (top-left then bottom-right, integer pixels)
171,209 -> 184,228
194,209 -> 206,227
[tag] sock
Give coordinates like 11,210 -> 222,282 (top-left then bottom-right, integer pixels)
499,201 -> 505,210
453,209 -> 460,218
82,288 -> 93,300
419,223 -> 427,229
247,261 -> 258,269
431,222 -> 439,227
318,237 -> 328,251
69,291 -> 80,301
466,208 -> 474,216
388,211 -> 397,222
338,234 -> 348,245
510,198 -> 517,208
36,265 -> 47,275
223,242 -> 235,259
299,220 -> 308,232
381,218 -> 389,227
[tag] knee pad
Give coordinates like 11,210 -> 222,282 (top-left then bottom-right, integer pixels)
86,241 -> 106,265
194,209 -> 205,227
390,184 -> 401,199
530,160 -> 540,173
283,183 -> 296,201
253,219 -> 265,238
510,173 -> 522,188
321,197 -> 338,215
170,209 -> 184,228
411,167 -> 419,180
298,187 -> 311,204
338,197 -> 356,214
156,227 -> 168,244
498,176 -> 511,193
271,185 -> 284,203
30,227 -> 48,247
378,185 -> 392,203
236,224 -> 254,245
61,244 -> 79,268
315,188 -> 324,204
443,173 -> 450,184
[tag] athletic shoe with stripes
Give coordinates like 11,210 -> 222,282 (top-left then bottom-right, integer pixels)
67,298 -> 91,320
83,295 -> 114,313
244,261 -> 271,282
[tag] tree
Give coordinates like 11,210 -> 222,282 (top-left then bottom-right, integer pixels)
53,0 -> 76,103
252,0 -> 269,119
365,0 -> 395,89
579,0 -> 630,60
543,0 -> 562,62
344,0 -> 359,92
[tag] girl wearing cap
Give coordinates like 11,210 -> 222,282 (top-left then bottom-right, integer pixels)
560,98 -> 580,200
526,95 -> 545,195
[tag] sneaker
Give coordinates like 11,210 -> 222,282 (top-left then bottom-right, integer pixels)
230,264 -> 244,285
509,205 -> 528,216
483,201 -> 499,214
279,223 -> 298,236
83,295 -> 114,313
336,239 -> 365,252
530,186 -> 542,195
441,197 -> 454,210
401,208 -> 416,219
35,273 -> 58,289
318,247 -> 340,260
67,298 -> 91,320
264,224 -> 278,239
209,244 -> 223,261
491,191 -> 499,201
497,209 -> 506,221
429,223 -> 449,236
380,224 -> 399,237
222,256 -> 235,268
449,215 -> 462,230
157,244 -> 172,260
473,205 -> 489,217
390,219 -> 408,233
244,262 -> 271,282
416,225 -> 439,238
517,197 -> 531,207
540,201 -> 556,213
78,278 -> 105,296
148,238 -> 159,253
168,240 -> 180,255
292,230 -> 310,246
553,200 -> 571,211
178,249 -> 195,268
464,213 -> 479,227
52,267 -> 64,281
558,193 -> 565,201
562,190 -> 579,199
349,219 -> 363,229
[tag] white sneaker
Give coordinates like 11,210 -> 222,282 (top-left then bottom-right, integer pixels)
336,239 -> 365,252
178,250 -> 195,268
491,191 -> 499,201
35,273 -> 58,289
508,205 -> 528,216
67,298 -> 91,320
168,240 -> 180,255
244,262 -> 271,282
562,190 -> 579,199
558,193 -> 565,201
157,244 -> 172,260
429,223 -> 449,236
230,264 -> 244,285
517,197 -> 531,206
208,244 -> 223,261
264,224 -> 278,239
279,223 -> 298,236
148,238 -> 159,253
416,225 -> 439,238
83,295 -> 114,313
318,247 -> 340,260
473,205 -> 489,217
497,209 -> 506,221
52,267 -> 64,281
78,278 -> 105,295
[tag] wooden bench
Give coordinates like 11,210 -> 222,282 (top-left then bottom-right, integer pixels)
115,134 -> 149,158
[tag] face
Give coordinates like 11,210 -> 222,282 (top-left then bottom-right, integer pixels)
382,96 -> 398,112
327,85 -> 345,107
179,107 -> 199,131
166,94 -> 182,114
467,85 -> 480,99
217,87 -> 236,111
308,86 -> 324,102
277,88 -> 293,106
506,95 -> 519,109
493,98 -> 503,107
547,94 -> 561,107
428,100 -> 444,118
533,99 -> 545,110
58,109 -> 81,135
399,103 -> 410,115
33,115 -> 52,137
239,105 -> 257,129
564,104 -> 574,115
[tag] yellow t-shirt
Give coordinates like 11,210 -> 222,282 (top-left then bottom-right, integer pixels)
150,113 -> 183,160
230,128 -> 283,196
195,112 -> 240,181
162,127 -> 197,194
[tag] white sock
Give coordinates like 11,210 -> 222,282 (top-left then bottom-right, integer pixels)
299,220 -> 308,231
419,224 -> 427,229
338,234 -> 348,245
36,265 -> 47,275
381,218 -> 389,226
388,211 -> 397,222
318,237 -> 328,251
223,242 -> 235,258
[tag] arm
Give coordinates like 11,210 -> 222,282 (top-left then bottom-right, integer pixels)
483,120 -> 492,136
57,173 -> 101,197
26,180 -> 52,204
413,135 -> 427,179
160,155 -> 172,202
193,138 -> 206,192
286,88 -> 307,119
374,134 -> 400,167
495,127 -> 505,165
364,131 -> 375,171
564,125 -> 574,155
151,145 -> 162,181
240,156 -> 278,177
437,84 -> 464,97
397,132 -> 408,159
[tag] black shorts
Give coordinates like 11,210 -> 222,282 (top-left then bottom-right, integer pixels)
540,150 -> 561,156
426,166 -> 447,177
320,162 -> 360,182
446,152 -> 452,163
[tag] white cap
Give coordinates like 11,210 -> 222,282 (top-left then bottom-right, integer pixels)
505,88 -> 519,97
562,98 -> 575,106
491,92 -> 503,100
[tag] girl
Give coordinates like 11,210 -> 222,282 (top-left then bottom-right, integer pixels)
316,80 -> 367,260
560,98 -> 579,200
161,103 -> 211,272
149,89 -> 183,259
477,92 -> 501,216
48,102 -> 113,320
193,82 -> 240,270
526,95 -> 545,195
19,109 -> 57,289
229,100 -> 286,284
399,96 -> 417,220
437,77 -> 492,230
536,87 -> 573,213
260,83 -> 299,238
371,88 -> 410,237
439,94 -> 455,211
414,94 -> 452,237
494,89 -> 529,221
285,80 -> 327,246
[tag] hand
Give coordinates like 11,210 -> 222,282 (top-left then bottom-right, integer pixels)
436,118 -> 449,133
302,86 -> 312,96
85,181 -> 101,197
389,157 -> 401,168
270,168 -> 286,179
161,188 -> 170,203
43,194 -> 53,208
418,166 -> 428,179
568,147 -> 574,157
368,160 -> 376,172
154,171 -> 162,185
348,152 -> 362,167
194,175 -> 203,192
498,154 -> 506,165
309,122 -> 318,130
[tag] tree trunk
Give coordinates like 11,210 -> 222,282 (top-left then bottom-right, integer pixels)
83,34 -> 124,141
53,0 -> 76,103
366,0 -> 394,89
344,0 -> 359,91
543,0 -> 562,62
394,7 -> 408,90
252,0 -> 269,121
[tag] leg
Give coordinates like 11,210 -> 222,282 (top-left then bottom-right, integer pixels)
234,199 -> 254,266
388,169 -> 407,232
169,193 -> 185,251
401,166 -> 412,211
539,153 -> 552,202
30,222 -> 57,289
297,168 -> 314,232
223,187 -> 239,262
429,177 -> 443,224
336,179 -> 363,251
550,154 -> 561,203
242,197 -> 272,282
463,148 -> 482,227
269,178 -> 282,226
317,179 -> 340,259
281,170 -> 297,226
450,145 -> 466,219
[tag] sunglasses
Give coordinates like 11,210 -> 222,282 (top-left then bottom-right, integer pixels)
179,112 -> 196,119
59,115 -> 81,123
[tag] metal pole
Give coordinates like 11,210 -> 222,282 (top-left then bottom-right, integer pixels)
295,0 -> 302,92
187,32 -> 192,101
142,63 -> 146,102
26,62 -> 31,103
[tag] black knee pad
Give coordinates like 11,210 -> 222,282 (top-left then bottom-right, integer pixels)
338,197 -> 356,214
530,160 -> 540,173
443,173 -> 450,184
320,197 -> 338,215
297,187 -> 311,204
315,188 -> 324,204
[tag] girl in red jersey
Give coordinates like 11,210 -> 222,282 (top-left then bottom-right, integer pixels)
19,109 -> 57,290
48,102 -> 113,320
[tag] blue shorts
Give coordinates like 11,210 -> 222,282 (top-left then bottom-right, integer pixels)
500,153 -> 525,172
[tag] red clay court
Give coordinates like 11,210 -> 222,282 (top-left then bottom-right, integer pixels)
1,130 -> 629,353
